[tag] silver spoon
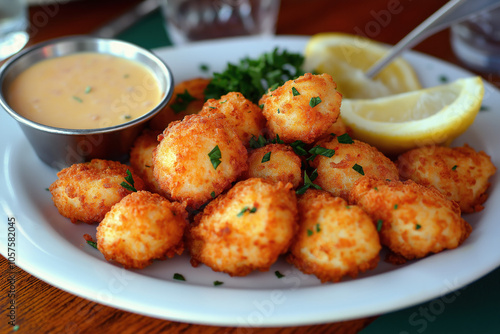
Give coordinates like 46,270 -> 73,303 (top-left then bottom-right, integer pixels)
366,0 -> 500,78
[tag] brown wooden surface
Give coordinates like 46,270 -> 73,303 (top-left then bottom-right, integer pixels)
0,0 -> 490,333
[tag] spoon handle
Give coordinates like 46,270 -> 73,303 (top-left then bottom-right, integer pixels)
366,0 -> 500,78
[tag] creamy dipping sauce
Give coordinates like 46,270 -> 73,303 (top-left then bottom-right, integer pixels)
7,52 -> 163,129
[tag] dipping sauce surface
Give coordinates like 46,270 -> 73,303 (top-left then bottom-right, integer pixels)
7,52 -> 163,129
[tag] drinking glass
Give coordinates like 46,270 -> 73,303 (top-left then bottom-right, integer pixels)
160,0 -> 281,45
0,0 -> 29,60
451,7 -> 500,74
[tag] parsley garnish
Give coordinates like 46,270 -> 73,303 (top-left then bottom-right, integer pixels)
275,271 -> 285,278
213,280 -> 224,286
309,96 -> 322,107
271,134 -> 284,144
377,219 -> 383,232
208,145 -> 222,170
237,206 -> 257,217
85,86 -> 91,94
261,152 -> 272,163
210,191 -> 216,198
290,140 -> 308,156
316,223 -> 321,233
307,229 -> 313,236
307,145 -> 335,161
296,170 -> 322,195
120,169 -> 137,192
394,204 -> 399,210
249,135 -> 268,149
173,273 -> 186,281
200,63 -> 210,72
72,96 -> 83,103
292,87 -> 300,96
352,163 -> 365,175
204,48 -> 305,103
171,89 -> 196,114
337,133 -> 354,144
86,240 -> 98,249
416,224 -> 422,230
452,165 -> 458,171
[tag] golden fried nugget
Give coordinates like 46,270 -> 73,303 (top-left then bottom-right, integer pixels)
243,144 -> 302,188
96,191 -> 188,269
153,113 -> 248,209
149,78 -> 211,131
187,178 -> 298,277
259,73 -> 342,144
397,144 -> 497,213
311,136 -> 399,199
199,92 -> 266,147
49,159 -> 145,224
129,129 -> 166,196
287,189 -> 380,283
349,177 -> 472,260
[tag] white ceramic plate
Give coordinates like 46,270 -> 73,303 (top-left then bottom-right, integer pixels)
1,36 -> 499,327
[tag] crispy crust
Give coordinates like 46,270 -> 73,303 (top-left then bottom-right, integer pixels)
243,143 -> 303,188
187,178 -> 298,276
96,191 -> 188,269
153,113 -> 248,209
397,144 -> 497,213
311,136 -> 399,199
259,73 -> 342,144
349,177 -> 472,260
199,92 -> 267,147
49,159 -> 145,224
287,189 -> 380,283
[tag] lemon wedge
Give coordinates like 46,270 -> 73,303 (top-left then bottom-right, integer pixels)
304,32 -> 422,99
340,76 -> 484,156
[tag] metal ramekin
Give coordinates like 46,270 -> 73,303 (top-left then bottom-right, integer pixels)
0,35 -> 174,170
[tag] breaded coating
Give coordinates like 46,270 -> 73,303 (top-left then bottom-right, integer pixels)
187,178 -> 298,277
49,159 -> 145,224
397,144 -> 496,213
287,189 -> 380,283
129,129 -> 166,196
259,73 -> 342,144
199,92 -> 266,147
149,78 -> 211,131
153,113 -> 248,209
243,144 -> 302,188
96,191 -> 188,269
349,177 -> 472,260
311,136 -> 399,199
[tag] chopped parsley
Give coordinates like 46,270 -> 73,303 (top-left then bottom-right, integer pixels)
290,140 -> 308,156
85,86 -> 92,94
275,271 -> 285,278
394,204 -> 399,210
309,96 -> 322,107
213,280 -> 224,286
210,191 -> 216,198
72,96 -> 83,103
173,273 -> 186,281
200,63 -> 210,72
337,133 -> 354,144
352,163 -> 365,175
376,219 -> 383,232
307,229 -> 313,236
439,75 -> 448,83
307,145 -> 335,161
292,87 -> 300,96
261,151 -> 272,163
204,48 -> 305,103
249,135 -> 268,149
120,169 -> 137,192
480,105 -> 490,112
416,224 -> 422,230
171,89 -> 197,114
296,170 -> 322,195
315,223 -> 321,233
452,165 -> 458,171
86,240 -> 98,249
208,145 -> 222,170
271,134 -> 284,144
237,206 -> 257,217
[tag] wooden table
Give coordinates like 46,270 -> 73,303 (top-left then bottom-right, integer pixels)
0,0 -> 490,333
